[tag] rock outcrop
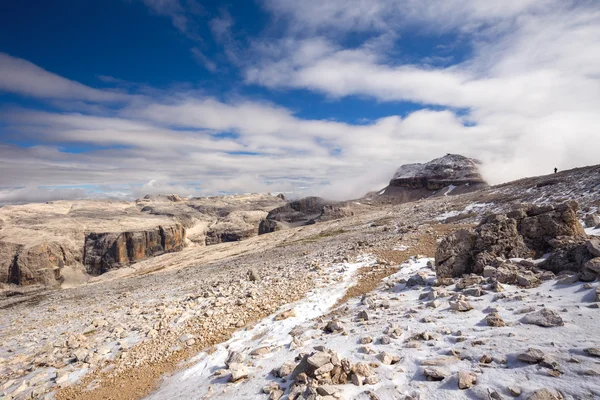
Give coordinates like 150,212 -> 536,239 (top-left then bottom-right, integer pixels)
83,224 -> 186,275
258,197 -> 353,234
374,154 -> 487,203
390,154 -> 486,190
0,241 -> 77,286
435,201 -> 591,278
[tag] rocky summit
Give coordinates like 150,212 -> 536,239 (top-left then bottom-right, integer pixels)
2,162 -> 600,400
375,154 -> 487,203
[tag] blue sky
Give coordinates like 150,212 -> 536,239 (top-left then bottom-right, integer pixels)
0,0 -> 599,204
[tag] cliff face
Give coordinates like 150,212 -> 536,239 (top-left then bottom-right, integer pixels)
389,154 -> 486,190
369,154 -> 488,204
258,197 -> 354,235
83,224 -> 186,275
0,241 -> 78,287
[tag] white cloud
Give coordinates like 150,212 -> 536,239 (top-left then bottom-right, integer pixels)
246,0 -> 600,183
0,53 -> 130,102
1,1 -> 599,204
142,0 -> 203,39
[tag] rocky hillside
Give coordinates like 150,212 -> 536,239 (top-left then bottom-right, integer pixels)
1,162 -> 600,400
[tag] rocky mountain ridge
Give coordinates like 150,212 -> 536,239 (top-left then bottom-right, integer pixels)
1,161 -> 600,400
0,194 -> 285,287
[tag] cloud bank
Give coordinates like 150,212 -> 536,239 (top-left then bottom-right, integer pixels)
1,0 -> 599,204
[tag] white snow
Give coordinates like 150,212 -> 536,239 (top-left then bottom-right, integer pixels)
435,202 -> 494,221
147,256 -> 600,400
444,185 -> 457,195
146,255 -> 376,400
585,226 -> 600,236
378,189 -> 386,195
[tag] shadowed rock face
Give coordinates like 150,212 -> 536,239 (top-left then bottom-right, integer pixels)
83,224 -> 186,275
258,197 -> 354,234
435,201 -> 590,278
265,197 -> 329,225
0,241 -> 77,286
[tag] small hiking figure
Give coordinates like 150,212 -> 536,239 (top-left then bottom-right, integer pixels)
554,167 -> 558,174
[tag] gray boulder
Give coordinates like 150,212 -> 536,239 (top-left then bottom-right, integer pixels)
435,202 -> 589,278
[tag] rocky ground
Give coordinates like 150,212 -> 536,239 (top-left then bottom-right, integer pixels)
1,165 -> 600,399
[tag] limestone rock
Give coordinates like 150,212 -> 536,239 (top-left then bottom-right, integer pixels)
435,202 -> 586,278
518,348 -> 545,364
450,300 -> 473,312
584,258 -> 600,273
307,352 -> 331,368
387,154 -> 486,194
229,363 -> 248,382
457,370 -> 477,389
423,367 -> 449,381
325,319 -> 344,333
584,348 -> 600,358
486,312 -> 506,327
521,308 -> 564,327
527,388 -> 561,400
587,239 -> 600,257
84,224 -> 186,275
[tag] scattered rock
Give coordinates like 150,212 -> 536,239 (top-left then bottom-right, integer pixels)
486,312 -> 506,327
518,348 -> 545,364
457,370 -> 477,389
423,367 -> 449,381
359,336 -> 373,344
325,320 -> 344,333
527,388 -> 561,400
584,348 -> 600,358
278,361 -> 296,378
247,269 -> 259,282
274,309 -> 296,321
587,238 -> 600,257
317,384 -> 340,396
521,308 -> 564,327
307,352 -> 331,368
377,352 -> 400,365
450,300 -> 473,312
508,386 -> 522,396
229,363 -> 249,382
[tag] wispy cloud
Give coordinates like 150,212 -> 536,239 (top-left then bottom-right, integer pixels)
0,53 -> 130,102
1,0 -> 599,204
141,0 -> 204,40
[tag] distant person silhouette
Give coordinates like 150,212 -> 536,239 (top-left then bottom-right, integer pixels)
554,167 -> 558,173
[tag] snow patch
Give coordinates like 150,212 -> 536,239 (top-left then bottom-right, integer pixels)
146,255 -> 376,400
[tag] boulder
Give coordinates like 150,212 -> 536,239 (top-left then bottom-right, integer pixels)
435,202 -> 589,278
521,308 -> 564,327
517,348 -> 545,364
229,363 -> 248,382
587,238 -> 600,257
457,370 -> 477,389
0,241 -> 76,286
585,214 -> 600,228
423,367 -> 449,381
486,312 -> 506,327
